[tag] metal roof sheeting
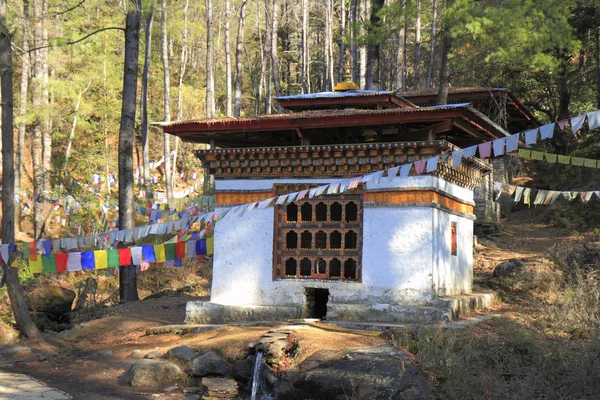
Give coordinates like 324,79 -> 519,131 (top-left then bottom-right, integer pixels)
275,90 -> 395,100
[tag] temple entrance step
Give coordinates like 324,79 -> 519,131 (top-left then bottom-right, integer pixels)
430,290 -> 500,320
326,303 -> 453,324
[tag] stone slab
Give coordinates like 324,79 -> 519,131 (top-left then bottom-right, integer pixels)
0,372 -> 71,399
185,302 -> 301,324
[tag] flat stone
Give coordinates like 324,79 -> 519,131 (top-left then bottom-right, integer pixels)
125,359 -> 185,389
0,372 -> 71,399
146,324 -> 225,336
0,346 -> 32,358
189,352 -> 230,377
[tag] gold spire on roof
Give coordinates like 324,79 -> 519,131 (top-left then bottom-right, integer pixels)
333,51 -> 359,91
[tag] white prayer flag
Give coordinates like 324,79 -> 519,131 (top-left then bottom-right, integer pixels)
400,163 -> 412,177
463,145 -> 477,157
426,155 -> 439,173
387,166 -> 400,182
524,128 -> 539,147
505,134 -> 519,153
492,138 -> 506,157
130,247 -> 143,265
540,123 -> 555,140
452,150 -> 463,169
67,252 -> 82,271
327,182 -> 341,195
588,110 -> 600,130
571,114 -> 586,135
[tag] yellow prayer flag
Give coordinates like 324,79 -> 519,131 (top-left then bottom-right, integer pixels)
544,153 -> 557,163
94,250 -> 108,270
518,149 -> 531,159
154,245 -> 166,263
572,157 -> 585,166
531,151 -> 544,160
207,237 -> 214,255
558,155 -> 571,164
29,258 -> 42,274
584,158 -> 597,168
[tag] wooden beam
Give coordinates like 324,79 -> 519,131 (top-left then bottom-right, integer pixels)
452,118 -> 488,139
399,120 -> 453,141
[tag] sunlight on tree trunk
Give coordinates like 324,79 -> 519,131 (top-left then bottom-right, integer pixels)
162,0 -> 172,200
141,6 -> 154,201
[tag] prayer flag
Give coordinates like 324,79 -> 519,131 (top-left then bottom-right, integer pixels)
588,110 -> 600,129
165,243 -> 176,260
142,246 -> 156,263
585,158 -> 597,168
107,250 -> 119,268
514,187 -> 525,203
196,240 -> 207,256
23,242 -> 29,260
531,151 -> 544,161
540,123 -> 555,140
524,129 -> 538,147
558,155 -> 571,164
154,245 -> 166,263
571,157 -> 584,166
207,237 -> 214,255
452,150 -> 463,169
67,252 -> 82,271
414,159 -> 427,174
387,166 -> 400,182
426,156 -> 439,173
118,248 -> 132,266
175,242 -> 186,259
463,146 -> 477,157
29,257 -> 42,274
187,240 -> 197,258
571,114 -> 586,135
42,255 -> 56,274
492,138 -> 505,157
506,134 -> 519,153
544,153 -> 557,163
81,251 -> 95,270
94,251 -> 108,270
55,253 -> 68,273
400,163 -> 412,177
518,149 -> 531,159
523,188 -> 532,206
131,247 -> 143,265
557,119 -> 569,129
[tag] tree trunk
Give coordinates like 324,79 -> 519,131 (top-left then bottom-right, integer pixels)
205,0 -> 215,118
338,0 -> 345,83
350,0 -> 357,82
358,0 -> 367,88
437,28 -> 451,104
32,0 -> 44,239
271,0 -> 282,101
41,0 -> 50,194
63,81 -> 91,172
174,0 -> 189,190
225,0 -> 232,117
162,0 -> 172,200
301,0 -> 310,93
255,1 -> 264,115
119,0 -> 142,303
413,0 -> 421,90
141,6 -> 154,201
264,1 -> 272,114
325,0 -> 334,90
0,0 -> 44,341
426,0 -> 437,89
15,0 -> 29,232
234,0 -> 248,117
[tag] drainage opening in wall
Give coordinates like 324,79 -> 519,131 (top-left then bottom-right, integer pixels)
303,288 -> 329,319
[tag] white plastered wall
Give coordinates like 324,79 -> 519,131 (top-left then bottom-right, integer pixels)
210,175 -> 474,307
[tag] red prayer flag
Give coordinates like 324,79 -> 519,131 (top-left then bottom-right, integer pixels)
30,241 -> 37,261
55,253 -> 68,273
175,242 -> 186,259
118,248 -> 132,266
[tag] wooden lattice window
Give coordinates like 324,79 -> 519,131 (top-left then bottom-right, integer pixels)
274,193 -> 363,282
451,222 -> 457,256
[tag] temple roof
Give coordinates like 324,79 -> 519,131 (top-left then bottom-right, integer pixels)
160,103 -> 509,149
401,87 -> 539,133
276,90 -> 416,111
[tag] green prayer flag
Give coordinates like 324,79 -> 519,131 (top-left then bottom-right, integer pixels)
107,249 -> 119,268
23,242 -> 29,260
518,149 -> 531,159
584,158 -> 597,168
531,151 -> 544,160
558,155 -> 571,164
165,243 -> 176,261
42,254 -> 56,274
572,157 -> 585,166
544,153 -> 557,163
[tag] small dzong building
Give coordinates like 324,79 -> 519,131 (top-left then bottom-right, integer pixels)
161,85 -> 534,324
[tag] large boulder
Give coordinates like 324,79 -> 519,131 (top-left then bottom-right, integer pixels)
278,344 -> 429,400
493,259 -> 527,278
125,359 -> 185,389
166,346 -> 200,368
567,242 -> 600,275
188,351 -> 230,377
26,286 -> 75,317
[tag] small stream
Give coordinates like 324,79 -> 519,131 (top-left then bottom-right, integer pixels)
250,350 -> 263,400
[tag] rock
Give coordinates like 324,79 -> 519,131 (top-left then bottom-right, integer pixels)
57,328 -> 80,339
183,387 -> 203,394
130,349 -> 145,359
493,259 -> 527,278
94,350 -> 113,358
232,357 -> 255,383
567,242 -> 600,275
189,351 -> 230,377
166,346 -> 200,367
26,286 -> 76,317
38,354 -> 48,362
0,345 -> 32,359
144,347 -> 160,359
201,377 -> 238,399
277,344 -> 429,400
164,386 -> 179,392
125,359 -> 185,389
0,321 -> 19,345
